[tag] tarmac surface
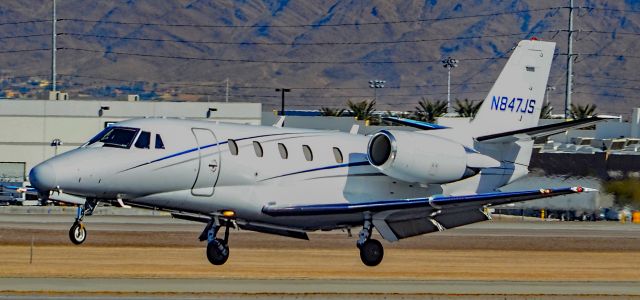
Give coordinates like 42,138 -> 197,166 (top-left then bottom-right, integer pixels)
1,211 -> 639,299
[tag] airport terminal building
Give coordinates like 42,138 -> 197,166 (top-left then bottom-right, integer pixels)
0,99 -> 261,184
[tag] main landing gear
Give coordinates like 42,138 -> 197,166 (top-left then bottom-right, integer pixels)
199,218 -> 231,265
357,216 -> 384,266
68,199 -> 97,245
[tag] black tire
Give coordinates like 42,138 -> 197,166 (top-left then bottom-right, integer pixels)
206,238 -> 229,265
359,239 -> 384,267
69,222 -> 86,245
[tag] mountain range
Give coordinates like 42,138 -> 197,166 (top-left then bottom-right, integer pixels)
0,0 -> 639,119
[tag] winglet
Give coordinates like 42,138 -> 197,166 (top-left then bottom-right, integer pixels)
382,117 -> 448,130
273,116 -> 285,128
349,124 -> 359,135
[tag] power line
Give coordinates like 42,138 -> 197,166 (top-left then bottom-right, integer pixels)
574,82 -> 640,91
0,20 -> 51,26
581,7 -> 640,14
572,91 -> 640,99
56,8 -> 560,29
575,53 -> 640,59
580,75 -> 640,83
0,34 -> 51,40
58,47 -> 507,64
58,31 -> 557,46
59,73 -> 494,90
578,30 -> 640,36
0,74 -> 49,80
0,48 -> 51,54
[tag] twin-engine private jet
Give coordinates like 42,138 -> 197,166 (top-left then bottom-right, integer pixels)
29,39 -> 602,266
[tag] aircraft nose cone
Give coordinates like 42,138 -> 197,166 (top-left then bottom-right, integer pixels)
29,162 -> 57,192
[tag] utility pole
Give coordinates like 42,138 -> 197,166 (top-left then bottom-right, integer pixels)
442,57 -> 458,114
565,0 -> 574,119
51,0 -> 57,93
275,88 -> 290,116
225,78 -> 229,102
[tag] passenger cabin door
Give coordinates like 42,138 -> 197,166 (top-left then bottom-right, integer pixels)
191,128 -> 221,197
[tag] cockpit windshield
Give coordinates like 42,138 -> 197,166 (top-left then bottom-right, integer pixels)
87,127 -> 140,149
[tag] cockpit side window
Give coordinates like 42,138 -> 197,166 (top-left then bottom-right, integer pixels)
87,127 -> 111,145
155,134 -> 165,149
135,131 -> 151,149
90,127 -> 139,149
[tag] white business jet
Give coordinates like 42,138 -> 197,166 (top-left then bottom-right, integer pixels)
29,39 -> 602,266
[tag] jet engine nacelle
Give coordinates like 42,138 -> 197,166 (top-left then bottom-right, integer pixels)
367,130 -> 488,184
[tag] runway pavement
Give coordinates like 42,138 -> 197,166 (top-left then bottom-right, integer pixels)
1,278 -> 639,298
1,211 -> 639,298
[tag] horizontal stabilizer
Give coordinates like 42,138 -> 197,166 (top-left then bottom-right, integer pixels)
262,186 -> 595,216
383,117 -> 448,130
476,117 -> 609,143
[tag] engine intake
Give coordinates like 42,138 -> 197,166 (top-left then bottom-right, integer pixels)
367,130 -> 470,184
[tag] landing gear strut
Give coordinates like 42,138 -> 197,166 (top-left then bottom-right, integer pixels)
357,216 -> 384,266
200,218 -> 231,265
68,199 -> 97,245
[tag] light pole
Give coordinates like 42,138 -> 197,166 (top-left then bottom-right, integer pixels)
50,138 -> 62,156
546,85 -> 556,105
368,80 -> 385,101
275,88 -> 291,116
51,0 -> 56,93
442,56 -> 458,113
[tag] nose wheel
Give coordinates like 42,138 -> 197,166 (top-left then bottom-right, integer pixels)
356,215 -> 384,266
69,221 -> 86,245
68,199 -> 97,245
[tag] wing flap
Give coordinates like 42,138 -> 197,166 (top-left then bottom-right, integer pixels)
261,186 -> 594,217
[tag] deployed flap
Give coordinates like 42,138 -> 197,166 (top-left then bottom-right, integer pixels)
382,117 -> 448,130
262,187 -> 595,217
432,208 -> 490,229
476,117 -> 608,143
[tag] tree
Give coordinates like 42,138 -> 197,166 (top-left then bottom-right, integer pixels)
540,102 -> 553,119
346,99 -> 376,121
413,98 -> 447,123
569,103 -> 597,119
320,107 -> 345,117
604,179 -> 640,208
454,99 -> 483,118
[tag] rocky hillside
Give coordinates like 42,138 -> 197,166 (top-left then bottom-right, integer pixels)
0,0 -> 638,118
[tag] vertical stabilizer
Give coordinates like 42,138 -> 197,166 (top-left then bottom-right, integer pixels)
471,40 -> 556,136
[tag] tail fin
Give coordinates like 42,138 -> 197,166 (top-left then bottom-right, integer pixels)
471,39 -> 556,137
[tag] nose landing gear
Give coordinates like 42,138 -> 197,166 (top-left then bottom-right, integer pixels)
69,221 -> 86,245
68,199 -> 97,245
357,216 -> 384,266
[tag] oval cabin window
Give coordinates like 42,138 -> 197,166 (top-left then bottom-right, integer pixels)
278,143 -> 288,159
228,139 -> 239,155
333,147 -> 343,163
253,141 -> 264,157
302,145 -> 313,161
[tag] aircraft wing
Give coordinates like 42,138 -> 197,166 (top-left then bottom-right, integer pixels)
261,186 -> 594,217
475,117 -> 609,143
382,117 -> 449,130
